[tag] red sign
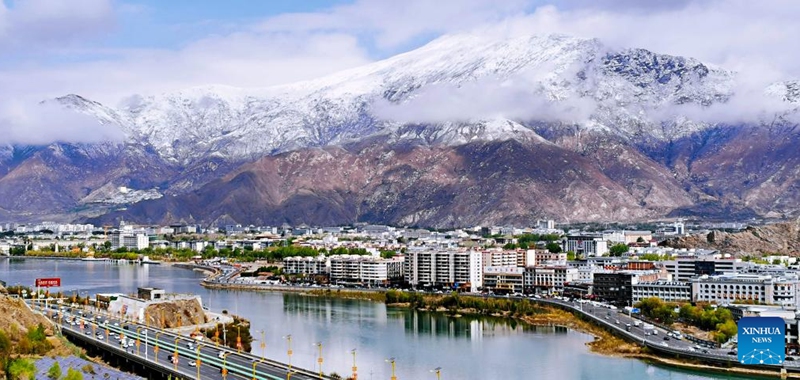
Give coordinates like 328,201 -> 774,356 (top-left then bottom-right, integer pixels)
35,278 -> 61,287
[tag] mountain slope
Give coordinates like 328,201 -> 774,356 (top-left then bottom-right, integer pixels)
2,32 -> 799,225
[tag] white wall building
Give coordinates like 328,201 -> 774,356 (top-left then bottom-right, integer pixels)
632,281 -> 691,303
483,266 -> 525,294
524,266 -> 578,293
283,256 -> 328,275
329,255 -> 404,285
404,249 -> 482,292
110,232 -> 149,250
691,273 -> 800,306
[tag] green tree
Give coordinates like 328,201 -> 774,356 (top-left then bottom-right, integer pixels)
609,243 -> 629,256
0,329 -> 11,357
545,242 -> 562,253
566,251 -> 576,261
47,361 -> 62,380
7,358 -> 36,380
63,368 -> 84,380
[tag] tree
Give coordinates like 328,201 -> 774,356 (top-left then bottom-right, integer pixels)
636,237 -> 645,243
609,243 -> 629,256
47,361 -> 62,379
8,358 -> 36,380
63,368 -> 84,380
566,251 -> 576,261
545,242 -> 562,253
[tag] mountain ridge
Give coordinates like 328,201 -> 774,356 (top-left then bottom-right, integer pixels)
0,32 -> 798,226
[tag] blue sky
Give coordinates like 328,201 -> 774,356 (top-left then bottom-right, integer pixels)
0,0 -> 797,107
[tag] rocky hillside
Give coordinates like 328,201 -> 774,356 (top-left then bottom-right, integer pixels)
143,298 -> 207,329
663,220 -> 800,255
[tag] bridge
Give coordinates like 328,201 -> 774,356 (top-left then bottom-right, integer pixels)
29,302 -> 332,380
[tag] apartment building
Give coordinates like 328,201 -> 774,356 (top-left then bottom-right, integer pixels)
328,255 -> 404,285
404,249 -> 483,292
523,266 -> 578,294
283,256 -> 328,275
483,266 -> 524,294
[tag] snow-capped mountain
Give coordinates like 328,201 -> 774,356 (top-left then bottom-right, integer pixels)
59,33 -> 741,164
2,32 -> 798,226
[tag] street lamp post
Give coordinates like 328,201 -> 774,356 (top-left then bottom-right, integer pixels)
174,337 -> 180,370
252,360 -> 258,380
313,342 -> 324,379
195,344 -> 205,380
287,371 -> 297,380
154,332 -> 162,364
351,349 -> 358,380
259,330 -> 266,359
430,367 -> 442,380
222,352 -> 231,379
283,334 -> 293,370
136,327 -> 142,356
385,357 -> 397,380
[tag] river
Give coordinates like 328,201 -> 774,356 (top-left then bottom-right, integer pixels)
0,258 -> 759,380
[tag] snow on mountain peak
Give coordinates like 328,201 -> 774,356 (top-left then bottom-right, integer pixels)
48,31 -> 793,164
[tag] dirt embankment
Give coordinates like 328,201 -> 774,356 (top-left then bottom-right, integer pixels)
663,220 -> 800,255
143,298 -> 207,329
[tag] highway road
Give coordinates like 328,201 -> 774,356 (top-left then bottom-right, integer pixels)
35,303 -> 325,380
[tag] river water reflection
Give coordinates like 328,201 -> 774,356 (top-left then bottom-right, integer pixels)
1,258 -> 758,380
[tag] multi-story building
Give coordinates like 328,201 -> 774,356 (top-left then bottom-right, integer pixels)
535,251 -> 567,266
110,232 -> 149,250
632,281 -> 691,303
329,255 -> 404,285
404,249 -> 482,292
481,249 -> 521,268
523,266 -> 578,294
283,256 -> 328,275
593,270 -> 665,307
565,234 -> 608,257
483,266 -> 525,294
690,273 -> 800,306
663,257 -> 741,282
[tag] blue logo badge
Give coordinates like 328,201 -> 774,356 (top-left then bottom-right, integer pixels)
738,317 -> 785,365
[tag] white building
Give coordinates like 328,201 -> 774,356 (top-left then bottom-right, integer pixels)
110,232 -> 149,250
632,281 -> 692,303
329,255 -> 404,285
691,273 -> 800,306
404,249 -> 483,292
283,256 -> 328,275
565,234 -> 608,257
663,257 -> 741,282
483,266 -> 525,294
524,266 -> 578,294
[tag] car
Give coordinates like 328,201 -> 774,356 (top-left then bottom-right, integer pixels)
188,360 -> 196,367
727,350 -> 737,355
661,342 -> 668,347
615,320 -> 619,325
85,330 -> 91,335
687,347 -> 696,352
96,335 -> 104,340
786,356 -> 796,361
701,349 -> 709,354
123,325 -> 129,330
218,351 -> 226,359
187,342 -> 194,350
663,336 -> 670,341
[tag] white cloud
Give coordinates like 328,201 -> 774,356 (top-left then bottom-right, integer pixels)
3,0 -> 800,145
0,101 -> 124,145
373,71 -> 596,125
258,0 -> 532,50
0,0 -> 115,47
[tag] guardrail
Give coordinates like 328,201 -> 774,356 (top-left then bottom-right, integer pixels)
39,304 -> 328,380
